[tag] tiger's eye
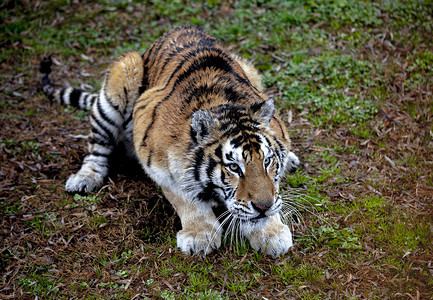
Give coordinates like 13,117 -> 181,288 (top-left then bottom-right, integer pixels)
228,163 -> 240,173
264,157 -> 273,167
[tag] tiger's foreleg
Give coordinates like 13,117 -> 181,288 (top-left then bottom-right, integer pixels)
246,214 -> 293,258
162,188 -> 222,256
66,52 -> 144,193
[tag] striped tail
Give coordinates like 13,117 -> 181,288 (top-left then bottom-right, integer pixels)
40,57 -> 98,110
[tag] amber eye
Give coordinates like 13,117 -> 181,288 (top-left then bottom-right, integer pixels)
228,163 -> 240,173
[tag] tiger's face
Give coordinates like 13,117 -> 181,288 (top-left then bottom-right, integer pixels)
214,133 -> 283,230
190,98 -> 290,232
216,134 -> 285,230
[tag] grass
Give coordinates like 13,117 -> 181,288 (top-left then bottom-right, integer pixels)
267,54 -> 382,126
1,0 -> 433,298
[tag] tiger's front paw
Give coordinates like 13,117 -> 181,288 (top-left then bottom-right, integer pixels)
248,223 -> 293,258
177,225 -> 221,256
65,172 -> 103,193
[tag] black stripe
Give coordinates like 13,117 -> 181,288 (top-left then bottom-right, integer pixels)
215,145 -> 222,161
272,116 -> 287,141
220,168 -> 226,185
159,42 -> 198,77
152,48 -> 212,94
226,188 -> 235,199
230,132 -> 260,149
90,127 -> 111,145
90,136 -> 111,147
250,141 -> 262,153
147,150 -> 152,167
154,25 -> 201,69
170,49 -> 247,95
91,95 -> 98,106
158,28 -> 218,77
225,151 -> 234,161
96,98 -> 119,128
139,50 -> 151,94
237,206 -> 250,214
149,35 -> 172,74
272,137 -> 285,162
140,106 -> 157,148
133,97 -> 152,115
242,148 -> 250,161
91,114 -> 116,144
59,88 -> 66,105
87,94 -> 97,108
139,66 -> 148,95
190,126 -> 198,145
182,82 -> 249,112
81,93 -> 89,109
197,182 -> 220,203
70,89 -> 81,107
230,135 -> 244,148
90,151 -> 110,157
122,113 -> 133,129
206,157 -> 217,178
194,148 -> 205,181
263,135 -> 272,148
103,89 -> 120,111
262,135 -> 274,161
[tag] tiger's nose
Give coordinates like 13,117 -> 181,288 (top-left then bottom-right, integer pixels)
251,201 -> 272,214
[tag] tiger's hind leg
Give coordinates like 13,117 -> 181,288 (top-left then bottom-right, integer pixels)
66,52 -> 144,193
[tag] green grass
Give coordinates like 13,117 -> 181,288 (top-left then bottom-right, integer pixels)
267,54 -> 382,126
328,194 -> 431,254
0,139 -> 40,155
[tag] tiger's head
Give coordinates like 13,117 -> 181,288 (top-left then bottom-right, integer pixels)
190,98 -> 294,233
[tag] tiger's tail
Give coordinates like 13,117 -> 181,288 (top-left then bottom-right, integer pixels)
40,57 -> 98,110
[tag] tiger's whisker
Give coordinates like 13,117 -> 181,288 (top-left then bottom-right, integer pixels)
205,210 -> 232,255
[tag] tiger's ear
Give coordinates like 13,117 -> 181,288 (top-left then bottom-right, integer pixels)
251,97 -> 275,126
191,109 -> 219,144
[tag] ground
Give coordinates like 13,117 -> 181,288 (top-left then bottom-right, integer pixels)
1,0 -> 432,299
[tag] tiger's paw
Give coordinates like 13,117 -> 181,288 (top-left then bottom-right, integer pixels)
248,223 -> 293,258
65,173 -> 103,194
177,225 -> 221,256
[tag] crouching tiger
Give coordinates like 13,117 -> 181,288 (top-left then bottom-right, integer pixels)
40,24 -> 300,257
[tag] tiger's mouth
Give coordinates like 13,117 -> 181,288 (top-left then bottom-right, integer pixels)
250,213 -> 267,222
232,211 -> 270,224
226,200 -> 281,222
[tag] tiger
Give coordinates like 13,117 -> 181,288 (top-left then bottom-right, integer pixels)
40,24 -> 300,257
